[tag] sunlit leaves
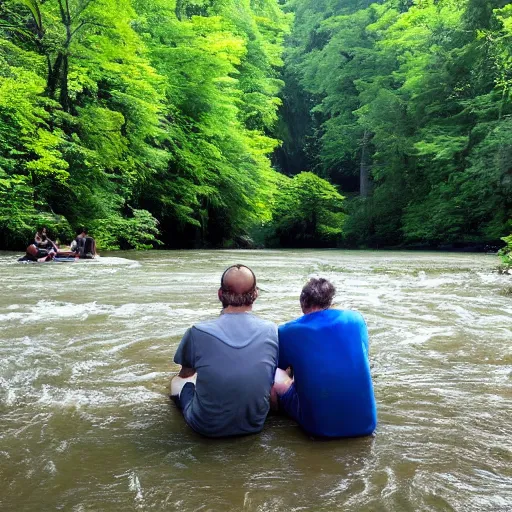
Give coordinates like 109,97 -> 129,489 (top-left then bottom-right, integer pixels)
284,0 -> 511,247
267,171 -> 345,247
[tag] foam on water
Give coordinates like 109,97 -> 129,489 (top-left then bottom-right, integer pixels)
0,249 -> 511,511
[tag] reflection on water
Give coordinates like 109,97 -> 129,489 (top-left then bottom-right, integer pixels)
0,250 -> 511,511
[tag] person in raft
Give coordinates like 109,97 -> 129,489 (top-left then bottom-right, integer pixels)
71,227 -> 97,259
34,226 -> 48,245
170,264 -> 278,437
34,227 -> 58,252
18,228 -> 59,262
272,277 -> 377,438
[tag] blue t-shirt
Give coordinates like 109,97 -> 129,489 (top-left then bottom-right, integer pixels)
174,313 -> 278,437
278,309 -> 377,437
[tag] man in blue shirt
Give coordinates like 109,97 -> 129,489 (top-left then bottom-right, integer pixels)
274,278 -> 377,438
171,265 -> 278,437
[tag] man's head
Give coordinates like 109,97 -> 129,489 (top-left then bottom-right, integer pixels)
300,278 -> 336,314
76,227 -> 88,237
219,264 -> 258,309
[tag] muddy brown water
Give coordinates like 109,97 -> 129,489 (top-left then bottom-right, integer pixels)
0,250 -> 510,511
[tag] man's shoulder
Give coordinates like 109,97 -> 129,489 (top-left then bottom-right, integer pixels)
335,309 -> 366,325
193,314 -> 277,345
279,315 -> 301,331
192,316 -> 220,332
246,314 -> 277,330
193,313 -> 274,328
279,309 -> 365,331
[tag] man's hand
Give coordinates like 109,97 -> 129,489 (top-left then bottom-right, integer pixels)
171,368 -> 197,398
178,366 -> 196,378
272,368 -> 293,396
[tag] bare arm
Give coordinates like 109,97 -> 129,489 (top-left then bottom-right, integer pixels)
178,367 -> 196,378
170,366 -> 196,397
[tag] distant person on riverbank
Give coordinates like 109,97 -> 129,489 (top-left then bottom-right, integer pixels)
170,264 -> 278,437
273,278 -> 377,438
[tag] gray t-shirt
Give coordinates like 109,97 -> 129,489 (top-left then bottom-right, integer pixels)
174,312 -> 278,437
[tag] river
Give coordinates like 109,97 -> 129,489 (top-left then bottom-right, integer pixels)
0,249 -> 510,511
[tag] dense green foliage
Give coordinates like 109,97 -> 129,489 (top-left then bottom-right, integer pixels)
499,231 -> 512,269
278,0 -> 512,249
1,0 -> 510,251
1,0 -> 315,250
260,171 -> 345,247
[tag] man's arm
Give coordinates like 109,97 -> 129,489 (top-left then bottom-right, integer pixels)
171,328 -> 197,397
277,325 -> 290,370
356,312 -> 370,357
178,367 -> 195,378
174,328 -> 196,374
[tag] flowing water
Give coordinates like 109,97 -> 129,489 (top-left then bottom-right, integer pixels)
0,249 -> 510,512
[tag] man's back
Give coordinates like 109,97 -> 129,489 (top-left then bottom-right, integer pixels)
75,236 -> 95,258
278,309 -> 376,437
174,313 -> 278,437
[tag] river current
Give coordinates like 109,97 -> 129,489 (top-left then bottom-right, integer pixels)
0,249 -> 510,511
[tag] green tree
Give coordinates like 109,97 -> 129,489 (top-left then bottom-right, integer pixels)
266,171 -> 345,247
133,0 -> 290,247
281,0 -> 511,248
0,0 -> 291,249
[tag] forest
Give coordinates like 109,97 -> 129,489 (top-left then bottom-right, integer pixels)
0,0 -> 511,259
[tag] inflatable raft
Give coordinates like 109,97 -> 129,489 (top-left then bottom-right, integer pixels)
17,245 -> 83,263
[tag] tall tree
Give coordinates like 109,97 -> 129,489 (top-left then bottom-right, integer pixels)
281,0 -> 511,247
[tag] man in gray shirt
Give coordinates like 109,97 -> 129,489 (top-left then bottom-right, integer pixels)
171,264 -> 278,437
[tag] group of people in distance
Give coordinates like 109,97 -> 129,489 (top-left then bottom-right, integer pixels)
19,226 -> 98,262
171,264 -> 377,439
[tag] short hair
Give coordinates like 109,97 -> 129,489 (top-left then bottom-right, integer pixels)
76,227 -> 88,235
300,278 -> 336,311
220,264 -> 257,308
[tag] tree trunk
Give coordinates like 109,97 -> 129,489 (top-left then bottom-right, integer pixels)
45,0 -> 71,109
360,129 -> 371,198
175,0 -> 183,20
47,53 -> 63,99
59,54 -> 70,112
